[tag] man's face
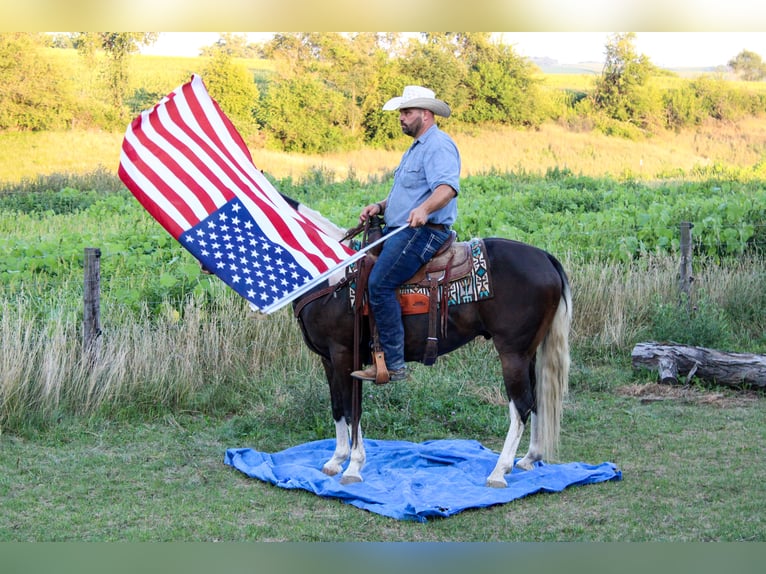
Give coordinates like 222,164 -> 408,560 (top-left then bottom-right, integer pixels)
399,108 -> 427,137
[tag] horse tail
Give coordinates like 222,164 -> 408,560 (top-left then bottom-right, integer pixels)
535,255 -> 572,461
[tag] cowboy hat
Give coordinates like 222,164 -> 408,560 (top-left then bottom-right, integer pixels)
382,85 -> 451,117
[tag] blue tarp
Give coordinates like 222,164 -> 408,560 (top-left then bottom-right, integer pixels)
224,438 -> 622,522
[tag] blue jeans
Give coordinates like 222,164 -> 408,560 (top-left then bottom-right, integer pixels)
367,225 -> 450,370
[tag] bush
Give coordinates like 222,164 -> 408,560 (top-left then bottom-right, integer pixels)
648,294 -> 733,349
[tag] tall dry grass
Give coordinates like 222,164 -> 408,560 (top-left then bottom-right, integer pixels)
3,117 -> 766,185
0,288 -> 322,430
2,252 -> 762,431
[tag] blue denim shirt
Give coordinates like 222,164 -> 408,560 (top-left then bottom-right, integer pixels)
384,125 -> 461,228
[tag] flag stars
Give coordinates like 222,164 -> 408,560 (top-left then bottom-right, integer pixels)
182,197 -> 331,310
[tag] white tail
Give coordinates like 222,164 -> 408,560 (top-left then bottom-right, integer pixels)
534,275 -> 572,461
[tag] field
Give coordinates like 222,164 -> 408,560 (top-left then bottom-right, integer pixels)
1,56 -> 766,544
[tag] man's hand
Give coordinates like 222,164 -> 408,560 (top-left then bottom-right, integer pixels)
407,205 -> 429,227
359,202 -> 383,223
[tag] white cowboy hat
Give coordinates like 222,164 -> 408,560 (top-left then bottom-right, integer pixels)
382,85 -> 451,117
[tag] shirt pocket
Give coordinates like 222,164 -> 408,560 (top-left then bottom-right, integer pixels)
399,166 -> 424,189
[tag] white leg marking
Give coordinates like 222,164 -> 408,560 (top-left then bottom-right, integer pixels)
340,426 -> 365,484
322,419 -> 351,476
486,401 -> 525,488
517,412 -> 543,470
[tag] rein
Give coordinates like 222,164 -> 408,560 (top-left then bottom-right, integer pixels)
292,218 -> 379,447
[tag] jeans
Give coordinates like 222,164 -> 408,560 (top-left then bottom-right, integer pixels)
367,225 -> 451,370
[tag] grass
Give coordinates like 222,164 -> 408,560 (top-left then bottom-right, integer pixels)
1,365 -> 763,541
1,245 -> 764,541
2,84 -> 766,541
3,115 -> 766,185
2,249 -> 763,432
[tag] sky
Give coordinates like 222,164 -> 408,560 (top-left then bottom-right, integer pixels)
139,32 -> 766,69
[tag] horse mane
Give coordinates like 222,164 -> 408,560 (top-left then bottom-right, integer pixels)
280,193 -> 350,244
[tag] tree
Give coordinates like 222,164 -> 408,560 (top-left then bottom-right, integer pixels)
401,33 -> 469,115
458,33 -> 544,126
74,33 -> 158,120
200,48 -> 259,136
728,50 -> 766,81
591,32 -> 662,132
200,33 -> 261,59
0,33 -> 72,131
258,75 -> 355,153
260,32 -> 385,151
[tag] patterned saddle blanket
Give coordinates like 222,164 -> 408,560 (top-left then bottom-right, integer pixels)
349,237 -> 493,315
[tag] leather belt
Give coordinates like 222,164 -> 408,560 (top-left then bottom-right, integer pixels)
425,223 -> 450,232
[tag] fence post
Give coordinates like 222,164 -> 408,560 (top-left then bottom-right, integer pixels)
678,222 -> 694,312
83,247 -> 102,365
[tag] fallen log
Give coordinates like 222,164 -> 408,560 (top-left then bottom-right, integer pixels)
631,341 -> 766,390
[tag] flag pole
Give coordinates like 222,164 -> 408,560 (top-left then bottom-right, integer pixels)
259,224 -> 410,315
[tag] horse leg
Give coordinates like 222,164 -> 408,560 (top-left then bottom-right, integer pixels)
321,417 -> 367,484
486,402 -> 526,488
322,417 -> 351,476
517,412 -> 542,470
340,425 -> 365,484
320,357 -> 354,476
340,379 -> 366,484
517,358 -> 543,469
486,352 -> 535,488
318,357 -> 367,483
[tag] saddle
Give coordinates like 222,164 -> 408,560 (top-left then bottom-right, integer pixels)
358,229 -> 473,366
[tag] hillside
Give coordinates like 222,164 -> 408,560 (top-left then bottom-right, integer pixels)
3,116 -> 766,186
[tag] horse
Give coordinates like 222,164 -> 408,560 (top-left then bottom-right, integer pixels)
285,196 -> 572,488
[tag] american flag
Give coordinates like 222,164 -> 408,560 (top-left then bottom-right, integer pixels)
118,74 -> 357,313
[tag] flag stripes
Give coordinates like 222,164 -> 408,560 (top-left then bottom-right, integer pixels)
118,75 -> 355,296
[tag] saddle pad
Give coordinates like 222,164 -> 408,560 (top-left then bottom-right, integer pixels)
349,238 -> 493,312
225,438 -> 622,522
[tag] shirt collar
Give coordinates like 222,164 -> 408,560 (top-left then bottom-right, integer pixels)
409,124 -> 438,150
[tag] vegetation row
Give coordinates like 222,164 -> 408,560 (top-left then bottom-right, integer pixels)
4,32 -> 766,155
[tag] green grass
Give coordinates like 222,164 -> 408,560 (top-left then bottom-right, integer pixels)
2,357 -> 763,541
2,127 -> 765,542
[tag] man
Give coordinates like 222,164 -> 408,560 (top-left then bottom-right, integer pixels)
350,85 -> 461,384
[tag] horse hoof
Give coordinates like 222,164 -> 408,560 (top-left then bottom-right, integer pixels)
321,465 -> 340,476
515,458 -> 537,471
486,478 -> 507,488
340,474 -> 362,485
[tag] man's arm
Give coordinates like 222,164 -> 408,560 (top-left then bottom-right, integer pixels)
407,184 -> 456,227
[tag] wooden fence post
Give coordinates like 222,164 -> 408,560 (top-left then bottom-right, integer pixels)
678,221 -> 694,312
83,247 -> 102,365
